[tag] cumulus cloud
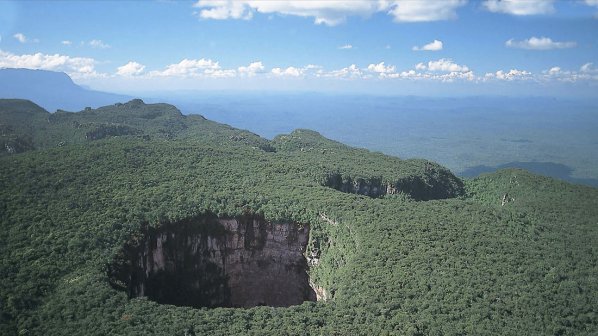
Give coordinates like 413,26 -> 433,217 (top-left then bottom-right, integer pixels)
580,62 -> 597,73
324,59 -> 475,82
149,58 -> 224,77
194,0 -> 253,20
88,39 -> 110,49
322,64 -> 363,79
435,71 -> 475,82
194,0 -> 383,26
577,63 -> 598,80
393,66 -> 474,82
418,58 -> 469,72
204,68 -> 236,78
194,0 -> 466,25
537,64 -> 598,82
0,49 -> 101,79
541,66 -> 574,81
387,0 -> 467,22
506,37 -> 576,50
485,69 -> 532,81
547,66 -> 561,75
271,66 -> 304,77
412,39 -> 443,51
13,33 -> 27,43
116,61 -> 145,77
338,44 -> 353,50
238,61 -> 265,76
61,40 -> 72,45
483,0 -> 555,15
367,62 -> 396,74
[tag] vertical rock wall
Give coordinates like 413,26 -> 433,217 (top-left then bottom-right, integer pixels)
109,214 -> 317,308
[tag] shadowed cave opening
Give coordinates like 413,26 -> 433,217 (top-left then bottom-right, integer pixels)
108,213 -> 318,308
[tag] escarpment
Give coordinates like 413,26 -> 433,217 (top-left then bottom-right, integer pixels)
108,213 -> 317,308
323,166 -> 465,201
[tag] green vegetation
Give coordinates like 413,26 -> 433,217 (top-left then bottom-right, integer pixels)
1,99 -> 596,335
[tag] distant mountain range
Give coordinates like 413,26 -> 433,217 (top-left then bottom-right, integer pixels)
0,68 -> 131,112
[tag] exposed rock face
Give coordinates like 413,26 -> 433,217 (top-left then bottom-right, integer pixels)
323,169 -> 465,201
108,214 -> 316,308
324,174 -> 387,198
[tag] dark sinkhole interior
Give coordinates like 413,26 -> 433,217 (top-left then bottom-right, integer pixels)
108,213 -> 317,308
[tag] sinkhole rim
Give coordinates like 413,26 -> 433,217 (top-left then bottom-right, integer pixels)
107,212 -> 326,309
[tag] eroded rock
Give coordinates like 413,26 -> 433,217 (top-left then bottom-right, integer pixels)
108,213 -> 317,308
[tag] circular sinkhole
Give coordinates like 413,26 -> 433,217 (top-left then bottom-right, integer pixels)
108,213 -> 318,308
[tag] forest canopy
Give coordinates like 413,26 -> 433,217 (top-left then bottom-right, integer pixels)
1,99 -> 597,335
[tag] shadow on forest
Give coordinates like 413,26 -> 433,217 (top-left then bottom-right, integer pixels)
459,161 -> 598,188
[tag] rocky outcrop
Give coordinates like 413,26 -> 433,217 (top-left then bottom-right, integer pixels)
108,214 -> 317,308
324,174 -> 388,198
323,168 -> 465,201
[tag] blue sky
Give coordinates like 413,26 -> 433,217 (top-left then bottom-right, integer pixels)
1,0 -> 597,96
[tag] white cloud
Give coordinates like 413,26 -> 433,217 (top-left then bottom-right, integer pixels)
194,0 -> 384,26
194,0 -> 253,20
116,61 -> 145,77
238,61 -> 265,76
483,0 -> 554,15
419,58 -> 469,72
541,66 -> 575,81
485,69 -> 532,81
322,64 -> 363,79
415,62 -> 427,71
14,33 -> 27,43
387,0 -> 466,22
328,60 -> 477,81
61,40 -> 72,46
547,66 -> 561,75
585,0 -> 598,12
149,58 -> 223,77
204,68 -> 236,78
538,64 -> 598,82
194,0 -> 466,25
435,71 -> 475,82
88,39 -> 110,49
506,37 -> 576,50
367,62 -> 396,74
412,39 -> 443,51
0,49 -> 102,79
271,66 -> 303,77
580,62 -> 597,73
338,44 -> 353,50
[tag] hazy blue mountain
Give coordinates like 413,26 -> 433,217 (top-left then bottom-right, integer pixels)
0,68 -> 131,112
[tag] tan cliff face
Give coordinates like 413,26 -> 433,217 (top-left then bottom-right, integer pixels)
109,214 -> 317,308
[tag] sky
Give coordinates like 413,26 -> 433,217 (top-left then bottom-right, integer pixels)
1,0 -> 598,97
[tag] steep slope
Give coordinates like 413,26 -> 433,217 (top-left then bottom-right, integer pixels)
0,98 -> 274,155
0,99 -> 48,153
273,129 -> 465,200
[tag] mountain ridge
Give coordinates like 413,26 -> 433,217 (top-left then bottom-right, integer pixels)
0,68 -> 131,112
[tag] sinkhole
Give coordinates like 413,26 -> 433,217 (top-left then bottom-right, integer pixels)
108,213 -> 318,308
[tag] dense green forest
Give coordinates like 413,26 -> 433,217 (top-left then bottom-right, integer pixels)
1,99 -> 597,335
